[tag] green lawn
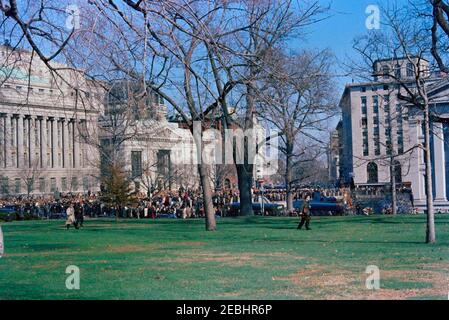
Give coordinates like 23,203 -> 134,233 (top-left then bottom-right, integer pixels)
0,215 -> 448,300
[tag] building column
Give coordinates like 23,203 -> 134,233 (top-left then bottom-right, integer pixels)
29,116 -> 36,168
51,117 -> 58,168
17,114 -> 24,168
408,119 -> 426,203
40,117 -> 47,168
4,114 -> 11,168
433,122 -> 447,202
62,118 -> 69,168
73,120 -> 79,168
0,115 -> 4,168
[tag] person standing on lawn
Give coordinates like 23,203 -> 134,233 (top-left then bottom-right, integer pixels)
65,204 -> 76,230
74,202 -> 84,229
297,194 -> 312,230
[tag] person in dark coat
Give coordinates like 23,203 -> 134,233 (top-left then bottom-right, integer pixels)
74,202 -> 84,229
297,195 -> 312,230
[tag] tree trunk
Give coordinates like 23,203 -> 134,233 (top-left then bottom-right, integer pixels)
236,164 -> 254,216
390,156 -> 397,215
116,204 -> 120,222
197,163 -> 216,231
285,141 -> 294,213
423,105 -> 436,243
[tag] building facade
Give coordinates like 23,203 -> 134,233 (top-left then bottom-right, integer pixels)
0,45 -> 101,196
338,56 -> 449,212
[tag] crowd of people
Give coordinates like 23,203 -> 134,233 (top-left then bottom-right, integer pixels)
0,188 -> 244,223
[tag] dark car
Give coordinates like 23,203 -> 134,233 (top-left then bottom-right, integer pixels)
293,197 -> 344,216
0,205 -> 17,222
228,201 -> 285,216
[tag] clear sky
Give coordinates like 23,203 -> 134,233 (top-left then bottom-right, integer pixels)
299,0 -> 409,87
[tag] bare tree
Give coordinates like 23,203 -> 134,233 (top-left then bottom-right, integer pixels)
429,0 -> 449,72
17,157 -> 45,196
258,49 -> 336,212
352,5 -> 438,243
200,0 -> 329,216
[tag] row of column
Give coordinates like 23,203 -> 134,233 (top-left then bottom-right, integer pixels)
0,113 -> 84,170
409,120 -> 446,203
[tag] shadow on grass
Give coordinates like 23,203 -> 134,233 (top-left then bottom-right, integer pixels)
252,237 -> 428,245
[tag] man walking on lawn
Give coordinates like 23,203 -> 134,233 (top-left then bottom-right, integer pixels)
297,194 -> 312,230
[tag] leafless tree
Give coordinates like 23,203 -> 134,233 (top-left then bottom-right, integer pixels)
258,49 -> 336,212
429,0 -> 449,72
17,157 -> 45,196
199,0 -> 330,216
351,5 -> 438,243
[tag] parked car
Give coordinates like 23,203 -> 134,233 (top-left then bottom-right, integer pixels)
0,205 -> 17,222
227,200 -> 285,216
293,197 -> 344,216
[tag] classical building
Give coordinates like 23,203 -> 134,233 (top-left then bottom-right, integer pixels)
0,45 -> 101,196
98,81 -> 272,195
98,80 -> 203,195
338,56 -> 449,212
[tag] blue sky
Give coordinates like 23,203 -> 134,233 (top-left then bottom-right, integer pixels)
299,0 -> 409,87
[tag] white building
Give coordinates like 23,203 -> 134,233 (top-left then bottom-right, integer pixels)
339,56 -> 449,212
0,45 -> 101,196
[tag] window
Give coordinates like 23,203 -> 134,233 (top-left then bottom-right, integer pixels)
397,104 -> 404,154
50,177 -> 56,192
394,64 -> 401,79
374,135 -> 381,156
406,63 -> 414,77
367,162 -> 378,184
1,177 -> 9,195
131,151 -> 142,178
394,161 -> 402,183
61,177 -> 67,191
157,150 -> 171,185
38,88 -> 44,94
27,178 -> 33,194
83,176 -> 90,191
382,65 -> 390,79
362,131 -> 369,156
15,178 -> 21,194
361,87 -> 366,93
39,178 -> 45,193
361,97 -> 367,115
71,177 -> 78,191
373,96 -> 379,114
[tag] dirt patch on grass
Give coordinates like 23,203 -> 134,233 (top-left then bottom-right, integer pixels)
273,264 -> 448,300
105,241 -> 205,253
105,244 -> 161,253
166,252 -> 260,267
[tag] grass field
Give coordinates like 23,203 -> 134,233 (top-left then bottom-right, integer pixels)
0,215 -> 448,300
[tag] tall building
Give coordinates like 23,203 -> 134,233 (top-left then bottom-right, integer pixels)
338,56 -> 449,212
0,45 -> 101,196
327,121 -> 341,184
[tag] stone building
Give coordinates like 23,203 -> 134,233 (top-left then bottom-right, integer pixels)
338,56 -> 449,212
0,45 -> 101,196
